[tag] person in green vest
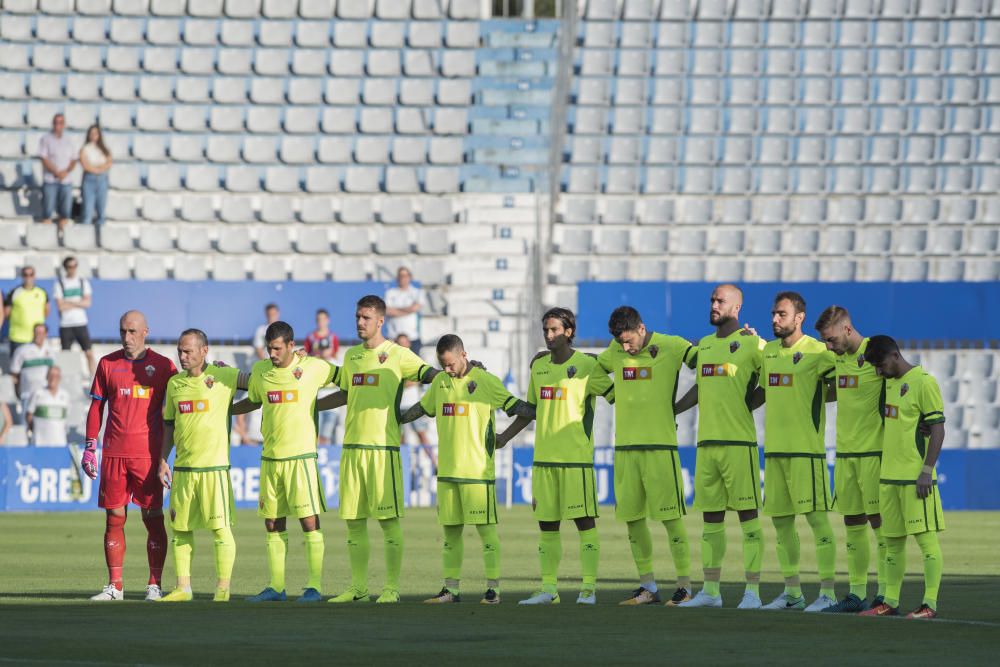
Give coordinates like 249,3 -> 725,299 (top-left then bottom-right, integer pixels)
4,265 -> 50,356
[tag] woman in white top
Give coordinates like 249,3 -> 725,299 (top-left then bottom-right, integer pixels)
79,124 -> 112,228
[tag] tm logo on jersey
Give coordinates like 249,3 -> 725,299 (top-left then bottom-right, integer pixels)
539,386 -> 567,400
178,400 -> 209,414
883,404 -> 900,419
120,385 -> 152,399
441,403 -> 469,417
768,373 -> 794,387
267,390 -> 298,404
622,367 -> 652,381
352,373 -> 379,387
701,364 -> 733,377
838,375 -> 859,389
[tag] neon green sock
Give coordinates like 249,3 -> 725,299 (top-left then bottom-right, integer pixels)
627,520 -> 654,580
740,518 -> 763,595
212,527 -> 235,581
772,515 -> 801,597
914,531 -> 942,610
805,511 -> 836,598
874,525 -> 888,597
442,524 -> 464,587
476,524 -> 500,589
884,536 -> 907,608
266,531 -> 288,592
172,530 -> 194,579
304,529 -> 325,592
380,518 -> 403,591
663,518 -> 691,589
701,521 -> 726,597
845,524 -> 870,599
538,530 -> 562,595
346,519 -> 370,592
578,528 -> 599,591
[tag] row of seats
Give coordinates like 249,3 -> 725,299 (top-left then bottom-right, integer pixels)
579,0 -> 998,21
562,164 -> 1000,194
548,255 -> 999,283
557,196 -> 1000,224
554,224 -> 1000,255
5,0 -> 483,20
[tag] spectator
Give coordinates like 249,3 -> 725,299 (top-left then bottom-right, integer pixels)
79,124 -> 112,233
304,308 -> 340,360
26,365 -> 69,446
4,265 -> 50,355
54,256 -> 96,377
38,113 -> 77,232
384,266 -> 424,355
10,323 -> 55,420
253,303 -> 280,360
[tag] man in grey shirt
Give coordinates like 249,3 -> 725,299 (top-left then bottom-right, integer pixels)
38,113 -> 77,230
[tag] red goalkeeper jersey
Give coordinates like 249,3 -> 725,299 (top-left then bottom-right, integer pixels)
89,349 -> 177,459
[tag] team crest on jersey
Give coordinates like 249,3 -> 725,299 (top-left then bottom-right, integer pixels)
467,380 -> 477,394
566,365 -> 577,378
204,375 -> 214,389
293,367 -> 303,380
648,345 -> 659,359
145,364 -> 156,377
793,351 -> 803,365
900,383 -> 909,397
857,354 -> 865,368
378,351 -> 388,364
730,341 -> 740,353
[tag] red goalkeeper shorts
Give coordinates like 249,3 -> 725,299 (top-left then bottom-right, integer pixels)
98,457 -> 163,510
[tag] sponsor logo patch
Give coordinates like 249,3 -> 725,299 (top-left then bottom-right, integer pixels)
267,390 -> 298,404
441,403 -> 469,417
131,385 -> 152,399
622,367 -> 652,381
838,375 -> 859,389
884,404 -> 899,419
352,373 -> 379,387
768,373 -> 794,387
701,363 -> 732,377
177,400 -> 209,414
539,386 -> 567,400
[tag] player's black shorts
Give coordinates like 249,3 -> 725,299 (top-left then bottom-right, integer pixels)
59,325 -> 92,351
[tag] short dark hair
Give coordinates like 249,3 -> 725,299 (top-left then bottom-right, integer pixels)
62,256 -> 77,269
608,306 -> 643,338
864,335 -> 900,365
814,305 -> 850,332
179,328 -> 208,347
774,291 -> 806,314
265,321 -> 294,344
33,322 -> 47,333
542,307 -> 576,343
265,303 -> 278,312
316,308 -> 329,317
357,294 -> 386,316
436,334 -> 464,355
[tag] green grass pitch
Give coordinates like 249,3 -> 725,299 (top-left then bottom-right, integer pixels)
2,508 -> 998,666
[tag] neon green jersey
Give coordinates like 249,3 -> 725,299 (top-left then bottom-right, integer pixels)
597,332 -> 695,449
881,366 -> 945,483
693,331 -> 765,447
419,367 -> 517,482
339,339 -> 432,448
164,366 -> 240,470
761,335 -> 836,456
833,337 -> 886,455
527,351 -> 615,466
247,356 -> 339,460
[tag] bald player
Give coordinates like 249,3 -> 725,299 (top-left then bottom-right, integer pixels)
675,285 -> 767,609
83,310 -> 178,601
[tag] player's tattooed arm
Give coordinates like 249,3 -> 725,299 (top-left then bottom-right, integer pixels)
231,397 -> 261,415
316,391 -> 347,411
399,403 -> 427,424
236,371 -> 251,391
674,385 -> 698,415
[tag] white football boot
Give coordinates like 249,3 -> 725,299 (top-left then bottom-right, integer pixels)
90,584 -> 123,601
144,584 -> 163,601
676,590 -> 722,608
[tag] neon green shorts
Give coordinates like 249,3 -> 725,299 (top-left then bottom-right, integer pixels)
437,480 -> 497,526
169,468 -> 235,531
833,453 -> 882,517
531,465 -> 599,522
879,482 -> 945,538
258,456 -> 327,520
693,445 -> 761,513
763,455 -> 832,517
614,448 -> 685,522
339,447 -> 404,521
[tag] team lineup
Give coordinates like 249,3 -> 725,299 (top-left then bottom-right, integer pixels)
78,287 -> 946,618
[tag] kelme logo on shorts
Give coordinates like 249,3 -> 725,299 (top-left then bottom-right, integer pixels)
701,364 -> 732,377
352,373 -> 379,387
178,400 -> 209,414
267,390 -> 298,403
768,373 -> 793,387
838,375 -> 859,389
539,386 -> 567,400
441,403 -> 469,417
622,367 -> 651,381
883,404 -> 899,419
